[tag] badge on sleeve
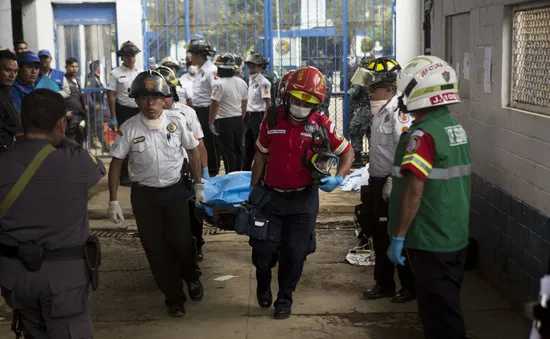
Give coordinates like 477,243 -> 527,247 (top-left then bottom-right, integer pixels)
167,122 -> 177,133
398,113 -> 410,123
305,122 -> 318,134
401,126 -> 409,133
132,136 -> 146,144
405,137 -> 420,154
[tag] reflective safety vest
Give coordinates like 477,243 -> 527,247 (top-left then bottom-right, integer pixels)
388,107 -> 472,252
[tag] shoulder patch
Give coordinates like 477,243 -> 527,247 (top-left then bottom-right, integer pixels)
411,130 -> 424,137
401,126 -> 409,133
398,113 -> 410,123
405,137 -> 420,154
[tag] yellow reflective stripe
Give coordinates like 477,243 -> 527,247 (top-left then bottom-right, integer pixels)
255,139 -> 268,154
333,139 -> 349,156
393,164 -> 472,180
409,83 -> 458,99
401,154 -> 432,177
88,152 -> 98,164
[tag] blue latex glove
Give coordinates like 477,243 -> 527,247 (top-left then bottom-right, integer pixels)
109,116 -> 118,131
209,124 -> 219,136
201,167 -> 210,179
387,236 -> 406,265
318,174 -> 343,192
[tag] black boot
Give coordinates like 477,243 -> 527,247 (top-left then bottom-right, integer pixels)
352,150 -> 364,168
361,283 -> 395,300
391,287 -> 415,303
187,279 -> 204,301
257,288 -> 273,308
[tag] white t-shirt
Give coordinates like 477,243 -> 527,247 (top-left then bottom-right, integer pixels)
247,74 -> 271,112
211,76 -> 248,119
110,110 -> 199,187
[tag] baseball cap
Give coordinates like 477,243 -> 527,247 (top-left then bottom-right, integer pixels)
17,51 -> 41,65
38,50 -> 52,58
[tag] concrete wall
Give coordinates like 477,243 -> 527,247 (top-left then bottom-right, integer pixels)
0,1 -> 13,50
431,0 -> 550,308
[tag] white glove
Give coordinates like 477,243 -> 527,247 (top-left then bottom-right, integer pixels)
79,120 -> 86,129
382,177 -> 393,201
108,201 -> 124,225
194,183 -> 206,206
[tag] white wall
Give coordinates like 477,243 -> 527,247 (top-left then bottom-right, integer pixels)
23,0 -> 56,64
115,0 -> 144,70
432,0 -> 550,215
0,1 -> 13,50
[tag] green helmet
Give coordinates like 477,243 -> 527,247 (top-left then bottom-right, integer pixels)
155,65 -> 181,87
129,71 -> 170,98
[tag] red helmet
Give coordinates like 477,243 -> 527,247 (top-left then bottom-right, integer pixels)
279,70 -> 295,100
285,66 -> 326,105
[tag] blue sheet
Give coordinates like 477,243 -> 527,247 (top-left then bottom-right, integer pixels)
199,171 -> 252,217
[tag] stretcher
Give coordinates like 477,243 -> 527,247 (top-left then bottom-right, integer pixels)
193,171 -> 251,230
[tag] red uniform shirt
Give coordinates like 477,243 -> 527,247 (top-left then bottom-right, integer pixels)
255,108 -> 351,190
400,114 -> 436,181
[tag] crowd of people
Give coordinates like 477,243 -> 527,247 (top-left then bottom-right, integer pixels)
0,35 -> 482,339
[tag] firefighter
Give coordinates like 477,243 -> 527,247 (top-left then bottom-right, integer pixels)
242,51 -> 271,171
354,57 -> 415,303
208,53 -> 248,173
250,66 -> 354,320
387,55 -> 471,339
107,70 -> 205,317
106,40 -> 142,186
186,39 -> 219,177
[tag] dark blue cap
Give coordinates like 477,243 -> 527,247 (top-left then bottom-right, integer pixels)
38,49 -> 52,58
17,51 -> 41,65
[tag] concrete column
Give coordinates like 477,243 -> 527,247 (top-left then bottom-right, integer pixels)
22,0 -> 56,64
116,0 -> 144,70
0,1 -> 13,50
395,0 -> 423,66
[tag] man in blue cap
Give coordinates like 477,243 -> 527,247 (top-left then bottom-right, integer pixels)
11,51 -> 40,111
37,49 -> 70,98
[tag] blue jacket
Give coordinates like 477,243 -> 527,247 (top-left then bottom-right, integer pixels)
37,68 -> 65,90
11,79 -> 34,111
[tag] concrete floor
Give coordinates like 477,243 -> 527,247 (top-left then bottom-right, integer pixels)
0,169 -> 531,338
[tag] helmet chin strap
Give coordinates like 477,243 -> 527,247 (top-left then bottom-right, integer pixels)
397,94 -> 409,114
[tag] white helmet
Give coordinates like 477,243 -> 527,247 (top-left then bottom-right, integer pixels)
397,55 -> 460,112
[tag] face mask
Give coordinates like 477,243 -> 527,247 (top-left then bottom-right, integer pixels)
371,100 -> 387,116
141,112 -> 165,130
289,104 -> 312,120
250,73 -> 260,81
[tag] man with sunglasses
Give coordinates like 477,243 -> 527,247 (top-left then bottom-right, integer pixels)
107,70 -> 206,317
352,57 -> 415,304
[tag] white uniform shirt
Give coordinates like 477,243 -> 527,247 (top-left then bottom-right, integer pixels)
211,76 -> 248,119
176,86 -> 192,102
192,60 -> 217,107
368,93 -> 413,178
247,74 -> 271,112
110,110 -> 199,187
179,73 -> 195,100
168,101 -> 204,160
106,64 -> 141,108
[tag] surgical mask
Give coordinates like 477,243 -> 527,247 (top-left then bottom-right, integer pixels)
371,100 -> 387,116
141,112 -> 165,130
289,104 -> 312,120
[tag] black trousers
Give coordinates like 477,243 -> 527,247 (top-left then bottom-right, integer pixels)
251,187 -> 319,310
413,248 -> 467,339
242,111 -> 263,171
215,116 -> 244,173
116,102 -> 140,180
195,106 -> 219,176
365,176 -> 415,293
188,199 -> 204,250
130,181 -> 201,305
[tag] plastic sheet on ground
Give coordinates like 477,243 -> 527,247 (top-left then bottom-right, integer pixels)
199,171 -> 251,217
345,241 -> 375,266
339,164 -> 370,192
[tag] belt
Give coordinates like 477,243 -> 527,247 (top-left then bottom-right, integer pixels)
247,111 -> 264,114
0,243 -> 85,261
133,180 -> 182,190
265,185 -> 311,199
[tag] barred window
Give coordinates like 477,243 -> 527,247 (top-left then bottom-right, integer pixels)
511,6 -> 550,115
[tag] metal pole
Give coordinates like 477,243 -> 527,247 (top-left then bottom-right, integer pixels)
392,0 -> 396,59
165,0 -> 169,57
267,0 -> 273,73
185,0 -> 190,42
342,0 -> 349,138
263,0 -> 269,61
142,0 -> 149,69
175,0 -> 179,61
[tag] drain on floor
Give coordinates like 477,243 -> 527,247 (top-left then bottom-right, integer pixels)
89,224 -> 230,238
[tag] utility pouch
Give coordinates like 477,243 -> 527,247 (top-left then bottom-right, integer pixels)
18,244 -> 44,272
84,235 -> 101,291
181,159 -> 192,191
248,210 -> 270,242
235,185 -> 276,242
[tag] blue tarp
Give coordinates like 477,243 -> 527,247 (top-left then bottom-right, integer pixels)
199,171 -> 252,217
